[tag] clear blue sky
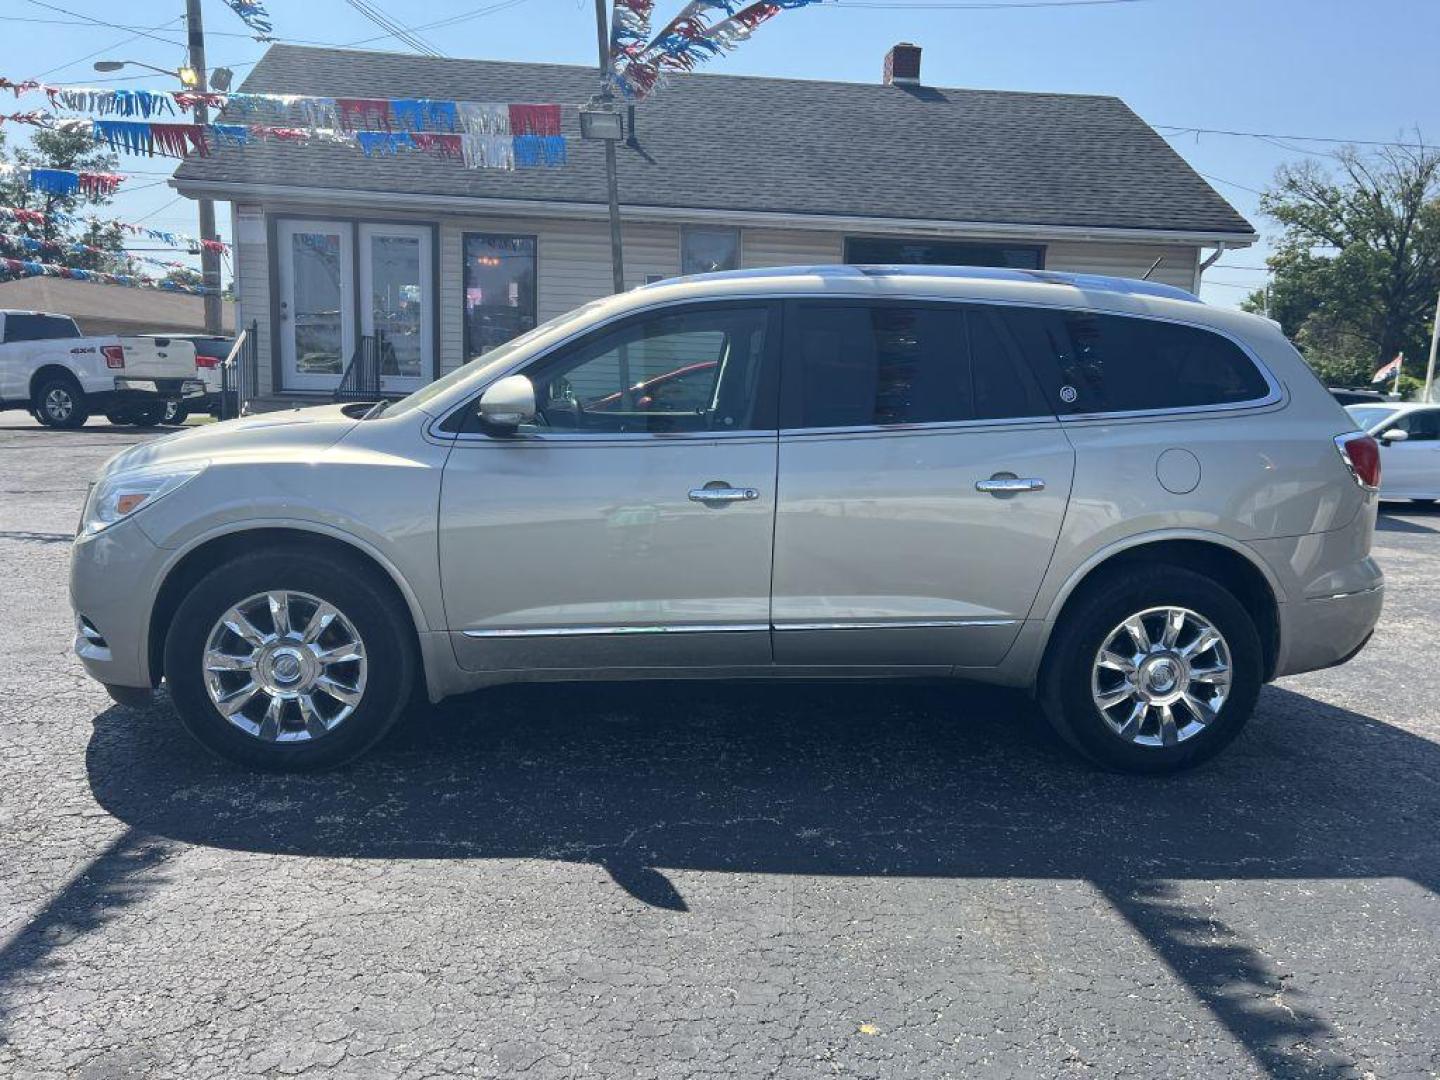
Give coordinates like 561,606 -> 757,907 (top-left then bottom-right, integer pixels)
4,0 -> 1437,306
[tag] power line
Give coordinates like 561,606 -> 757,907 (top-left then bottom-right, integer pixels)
342,0 -> 445,57
1196,171 -> 1267,197
1157,124 -> 1430,151
22,0 -> 186,49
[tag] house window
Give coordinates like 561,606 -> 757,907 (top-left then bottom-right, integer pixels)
844,237 -> 1044,269
463,233 -> 537,359
681,226 -> 741,276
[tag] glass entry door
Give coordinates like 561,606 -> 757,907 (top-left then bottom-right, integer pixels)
277,219 -> 354,392
360,224 -> 432,393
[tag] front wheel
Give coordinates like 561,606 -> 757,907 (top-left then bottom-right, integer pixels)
1039,565 -> 1262,773
164,549 -> 417,770
32,375 -> 89,428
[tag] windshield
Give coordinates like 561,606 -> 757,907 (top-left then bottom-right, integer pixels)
380,298 -> 614,420
1345,404 -> 1400,432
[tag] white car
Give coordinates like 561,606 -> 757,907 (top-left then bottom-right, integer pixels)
1345,401 -> 1440,503
0,309 -> 204,428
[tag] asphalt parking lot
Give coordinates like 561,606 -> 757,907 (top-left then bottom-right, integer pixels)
1,415 -> 1437,1080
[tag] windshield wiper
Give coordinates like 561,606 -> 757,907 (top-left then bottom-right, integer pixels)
363,400 -> 389,420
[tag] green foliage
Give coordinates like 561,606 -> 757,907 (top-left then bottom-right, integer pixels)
1241,143 -> 1440,388
0,128 -> 134,274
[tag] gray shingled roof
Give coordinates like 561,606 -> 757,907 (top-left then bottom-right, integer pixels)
174,44 -> 1253,237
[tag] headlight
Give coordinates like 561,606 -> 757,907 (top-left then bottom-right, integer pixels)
80,463 -> 206,536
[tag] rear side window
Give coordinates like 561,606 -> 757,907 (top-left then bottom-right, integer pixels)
4,314 -> 79,342
996,306 -> 1271,414
784,302 -> 1047,429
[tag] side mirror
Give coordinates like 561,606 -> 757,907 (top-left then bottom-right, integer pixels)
1379,427 -> 1409,445
477,375 -> 535,431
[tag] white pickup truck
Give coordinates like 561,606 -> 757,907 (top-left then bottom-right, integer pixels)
0,309 -> 205,429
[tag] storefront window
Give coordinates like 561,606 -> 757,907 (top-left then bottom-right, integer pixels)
463,234 -> 537,359
681,226 -> 740,276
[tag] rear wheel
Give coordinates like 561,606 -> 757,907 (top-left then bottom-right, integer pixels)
128,402 -> 166,427
32,375 -> 89,429
162,400 -> 189,425
1039,565 -> 1262,773
164,548 -> 417,771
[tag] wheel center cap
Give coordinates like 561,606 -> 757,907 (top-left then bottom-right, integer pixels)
1138,654 -> 1186,701
272,652 -> 303,684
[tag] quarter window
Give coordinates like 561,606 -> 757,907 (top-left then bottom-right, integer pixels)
997,307 -> 1271,414
784,303 -> 1047,429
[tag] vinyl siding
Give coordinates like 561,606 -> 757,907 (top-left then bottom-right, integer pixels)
1044,239 -> 1199,292
244,202 -> 1204,395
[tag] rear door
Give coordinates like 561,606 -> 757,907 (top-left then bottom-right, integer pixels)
771,300 -> 1074,669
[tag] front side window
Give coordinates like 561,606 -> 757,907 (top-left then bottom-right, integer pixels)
1390,409 -> 1440,441
522,303 -> 775,434
463,234 -> 536,360
783,302 -> 1047,429
997,306 -> 1272,415
680,226 -> 740,276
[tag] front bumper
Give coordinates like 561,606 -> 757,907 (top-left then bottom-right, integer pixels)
69,516 -> 168,690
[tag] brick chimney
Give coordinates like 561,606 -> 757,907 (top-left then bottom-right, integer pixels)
884,43 -> 922,86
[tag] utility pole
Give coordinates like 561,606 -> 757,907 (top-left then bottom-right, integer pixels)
186,0 -> 223,333
1425,288 -> 1439,404
591,0 -> 625,294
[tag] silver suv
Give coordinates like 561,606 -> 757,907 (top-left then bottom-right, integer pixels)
70,267 -> 1384,773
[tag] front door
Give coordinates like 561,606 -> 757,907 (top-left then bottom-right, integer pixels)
359,224 -> 432,395
1378,407 -> 1440,497
771,300 -> 1074,668
439,301 -> 781,672
276,219 -> 354,392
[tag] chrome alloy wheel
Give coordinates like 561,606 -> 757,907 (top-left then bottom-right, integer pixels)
44,387 -> 74,421
202,590 -> 367,743
1090,605 -> 1232,748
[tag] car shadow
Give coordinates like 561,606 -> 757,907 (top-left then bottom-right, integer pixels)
1377,503 -> 1440,533
6,681 -> 1435,1076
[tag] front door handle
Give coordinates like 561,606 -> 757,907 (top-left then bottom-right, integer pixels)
689,484 -> 760,505
975,476 -> 1046,495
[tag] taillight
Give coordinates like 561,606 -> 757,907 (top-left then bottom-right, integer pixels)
195,354 -> 219,369
101,345 -> 125,369
1334,432 -> 1381,492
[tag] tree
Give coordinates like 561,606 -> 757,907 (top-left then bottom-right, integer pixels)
0,127 -> 135,274
1242,142 -> 1440,388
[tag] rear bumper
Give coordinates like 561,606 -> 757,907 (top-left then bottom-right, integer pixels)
113,377 -> 206,400
1273,582 -> 1383,678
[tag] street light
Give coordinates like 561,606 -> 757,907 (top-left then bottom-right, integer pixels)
92,59 -> 196,85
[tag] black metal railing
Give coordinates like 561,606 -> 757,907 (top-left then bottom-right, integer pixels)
218,321 -> 258,419
333,333 -> 392,403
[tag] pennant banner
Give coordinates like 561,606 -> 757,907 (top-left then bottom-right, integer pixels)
615,0 -> 823,99
0,206 -> 228,254
0,230 -> 199,275
0,163 -> 123,198
0,254 -> 216,295
2,110 -> 567,170
223,0 -> 273,36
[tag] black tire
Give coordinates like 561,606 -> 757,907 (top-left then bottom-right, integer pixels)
129,402 -> 167,428
1038,564 -> 1262,774
32,374 -> 89,429
105,409 -> 134,426
164,548 -> 417,771
162,400 -> 189,426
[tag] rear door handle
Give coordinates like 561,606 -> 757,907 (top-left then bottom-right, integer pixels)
689,485 -> 759,504
975,476 -> 1046,495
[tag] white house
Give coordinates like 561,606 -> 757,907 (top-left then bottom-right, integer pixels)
172,42 -> 1256,406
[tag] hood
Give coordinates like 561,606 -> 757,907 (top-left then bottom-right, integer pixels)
99,403 -> 362,478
